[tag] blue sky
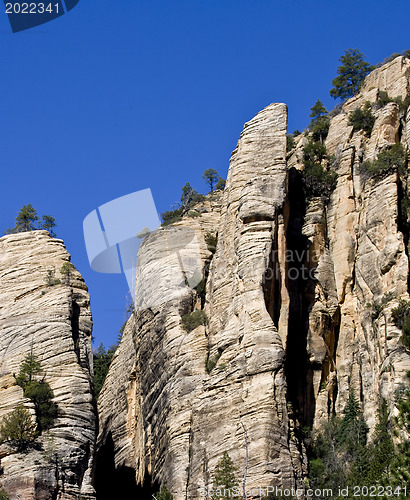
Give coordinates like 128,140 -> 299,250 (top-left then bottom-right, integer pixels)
1,0 -> 409,348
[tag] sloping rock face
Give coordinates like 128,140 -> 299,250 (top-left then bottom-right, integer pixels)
0,231 -> 96,499
98,57 -> 410,499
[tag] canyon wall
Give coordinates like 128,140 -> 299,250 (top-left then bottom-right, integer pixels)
0,231 -> 96,499
98,56 -> 410,499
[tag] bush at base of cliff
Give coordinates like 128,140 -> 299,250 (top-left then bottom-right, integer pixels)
154,485 -> 173,500
0,405 -> 37,452
0,489 -> 10,500
360,144 -> 407,177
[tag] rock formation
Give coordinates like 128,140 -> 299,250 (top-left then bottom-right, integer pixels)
95,56 -> 410,499
0,231 -> 96,499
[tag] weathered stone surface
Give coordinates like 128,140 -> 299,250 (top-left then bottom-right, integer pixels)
98,61 -> 410,499
0,231 -> 96,499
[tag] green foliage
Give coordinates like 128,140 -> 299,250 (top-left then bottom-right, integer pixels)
330,49 -> 374,100
60,261 -> 76,285
93,343 -> 117,397
40,215 -> 57,237
181,183 -> 204,208
310,99 -> 327,121
205,351 -> 221,373
204,232 -> 218,254
15,353 -> 57,433
360,143 -> 407,177
154,485 -> 173,500
0,405 -> 37,451
213,451 -> 239,497
293,129 -> 301,136
24,381 -> 58,432
161,207 -> 183,226
181,310 -> 207,332
215,177 -> 226,191
392,299 -> 410,348
376,91 -> 410,114
161,183 -> 205,226
302,140 -> 337,201
337,391 -> 368,456
348,102 -> 375,137
286,134 -> 295,152
0,489 -> 10,500
202,168 -> 219,192
309,100 -> 330,142
5,205 -> 56,236
45,269 -> 61,286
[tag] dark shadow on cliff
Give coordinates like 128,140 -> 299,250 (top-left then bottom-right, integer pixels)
95,433 -> 157,500
284,167 -> 316,428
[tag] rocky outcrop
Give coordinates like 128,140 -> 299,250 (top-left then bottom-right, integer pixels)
98,57 -> 410,499
0,231 -> 96,499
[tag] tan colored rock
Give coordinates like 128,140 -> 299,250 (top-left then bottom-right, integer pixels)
0,231 -> 96,499
98,60 -> 410,499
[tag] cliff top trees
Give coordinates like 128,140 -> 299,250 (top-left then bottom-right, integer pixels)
330,49 -> 374,100
5,205 -> 57,237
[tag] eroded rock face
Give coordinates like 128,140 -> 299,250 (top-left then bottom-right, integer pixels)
0,231 -> 96,499
98,58 -> 410,499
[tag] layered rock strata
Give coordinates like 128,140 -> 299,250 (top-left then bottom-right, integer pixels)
98,56 -> 410,499
0,231 -> 96,499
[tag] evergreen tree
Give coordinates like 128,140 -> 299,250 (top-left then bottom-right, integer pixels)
154,485 -> 173,500
0,405 -> 37,451
41,215 -> 57,237
202,168 -> 219,192
215,177 -> 226,191
338,391 -> 368,456
14,352 -> 57,433
214,451 -> 239,498
180,183 -> 200,209
330,49 -> 374,100
309,100 -> 330,142
310,100 -> 327,121
367,401 -> 394,482
93,343 -> 117,397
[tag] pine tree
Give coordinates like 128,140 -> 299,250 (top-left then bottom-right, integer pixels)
154,485 -> 173,500
15,352 -> 43,388
0,405 -> 37,451
214,451 -> 239,498
330,49 -> 374,100
309,100 -> 330,142
41,215 -> 57,237
202,169 -> 219,192
310,100 -> 328,121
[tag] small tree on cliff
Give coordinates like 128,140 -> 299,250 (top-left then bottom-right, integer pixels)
0,405 -> 37,451
330,49 -> 374,100
202,169 -> 219,192
14,352 -> 58,433
213,452 -> 239,497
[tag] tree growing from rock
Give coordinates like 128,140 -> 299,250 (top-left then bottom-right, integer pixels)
330,49 -> 374,100
309,100 -> 330,142
202,168 -> 219,192
15,352 -> 58,433
5,205 -> 57,237
0,405 -> 37,452
213,451 -> 239,498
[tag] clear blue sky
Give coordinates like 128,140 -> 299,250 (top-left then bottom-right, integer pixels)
1,0 -> 409,348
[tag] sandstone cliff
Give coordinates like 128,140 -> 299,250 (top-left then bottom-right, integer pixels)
97,56 -> 410,499
0,231 -> 96,499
